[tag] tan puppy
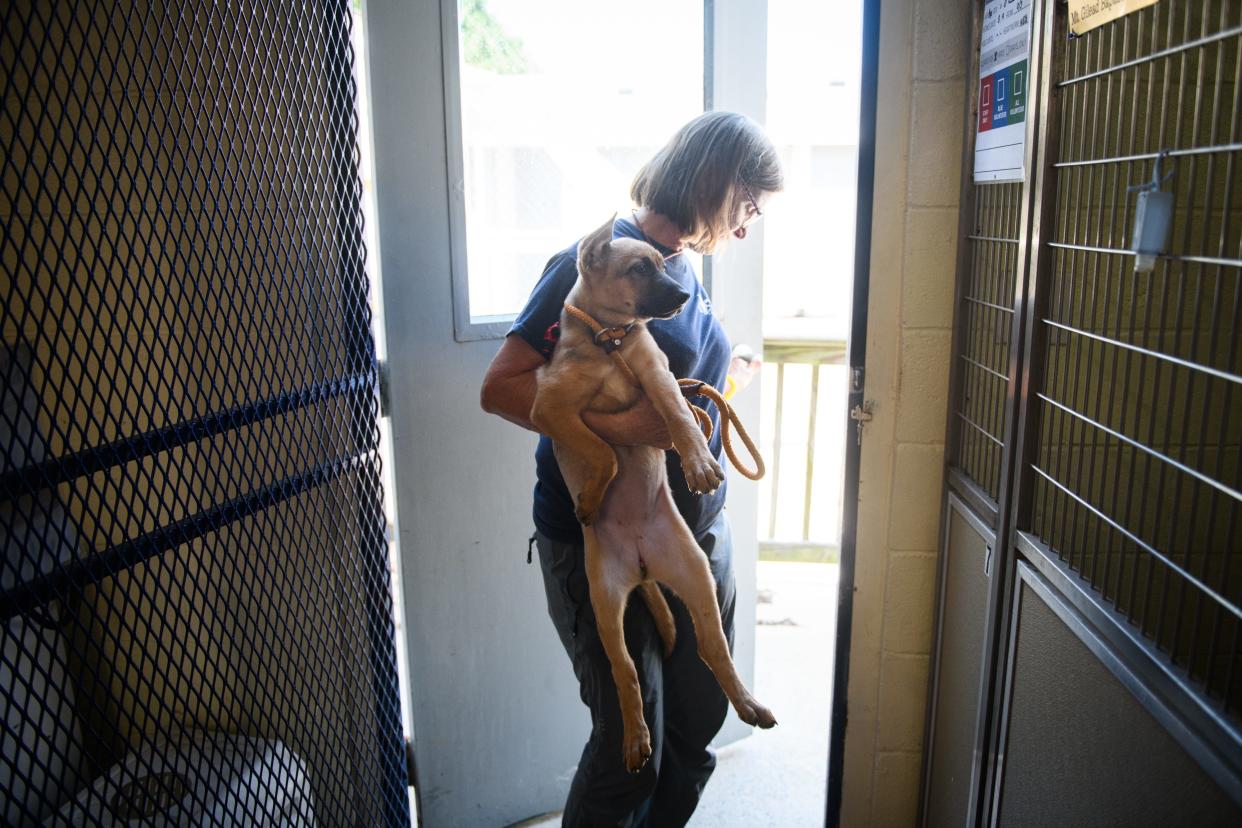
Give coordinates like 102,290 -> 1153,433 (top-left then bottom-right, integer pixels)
530,216 -> 776,773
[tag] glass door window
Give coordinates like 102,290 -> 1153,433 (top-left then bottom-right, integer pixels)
445,0 -> 705,339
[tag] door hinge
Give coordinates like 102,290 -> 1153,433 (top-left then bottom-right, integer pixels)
378,358 -> 392,418
850,365 -> 865,393
849,400 -> 875,446
405,737 -> 418,788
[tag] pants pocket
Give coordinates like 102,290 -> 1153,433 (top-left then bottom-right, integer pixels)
535,532 -> 588,657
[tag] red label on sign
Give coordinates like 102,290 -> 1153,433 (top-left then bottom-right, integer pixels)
979,76 -> 994,132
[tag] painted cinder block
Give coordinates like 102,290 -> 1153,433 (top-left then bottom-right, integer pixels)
896,329 -> 952,444
901,207 -> 961,329
889,442 -> 948,550
908,79 -> 966,208
873,751 -> 923,826
877,653 -> 932,751
914,0 -> 969,81
882,552 -> 938,655
843,0 -> 971,823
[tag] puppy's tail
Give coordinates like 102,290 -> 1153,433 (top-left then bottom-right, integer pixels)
639,582 -> 677,658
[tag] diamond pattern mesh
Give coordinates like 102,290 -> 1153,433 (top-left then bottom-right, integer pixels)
1,1 -> 408,824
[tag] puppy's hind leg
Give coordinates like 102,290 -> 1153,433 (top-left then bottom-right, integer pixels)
584,528 -> 651,773
638,581 -> 676,658
644,507 -> 777,729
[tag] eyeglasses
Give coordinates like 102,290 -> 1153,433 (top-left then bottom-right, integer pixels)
740,182 -> 763,227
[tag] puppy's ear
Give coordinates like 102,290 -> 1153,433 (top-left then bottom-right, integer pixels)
578,214 -> 617,277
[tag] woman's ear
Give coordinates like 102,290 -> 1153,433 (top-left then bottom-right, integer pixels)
578,214 -> 617,277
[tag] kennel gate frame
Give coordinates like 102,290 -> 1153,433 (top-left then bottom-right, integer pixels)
923,1 -> 1242,825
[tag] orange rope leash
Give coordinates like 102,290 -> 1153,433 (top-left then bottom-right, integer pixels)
563,303 -> 765,481
678,379 -> 765,481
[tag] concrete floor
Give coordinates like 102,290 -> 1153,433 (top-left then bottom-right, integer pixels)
518,561 -> 839,828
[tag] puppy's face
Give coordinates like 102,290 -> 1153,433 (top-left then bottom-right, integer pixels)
577,216 -> 691,322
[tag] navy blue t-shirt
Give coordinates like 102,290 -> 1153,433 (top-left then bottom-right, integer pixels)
509,216 -> 732,544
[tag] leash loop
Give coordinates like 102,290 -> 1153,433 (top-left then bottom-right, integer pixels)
678,378 -> 765,481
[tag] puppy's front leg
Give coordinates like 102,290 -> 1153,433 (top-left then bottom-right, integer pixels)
531,389 -> 617,525
629,342 -> 724,495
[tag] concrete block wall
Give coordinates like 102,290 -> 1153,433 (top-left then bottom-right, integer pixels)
839,0 -> 969,824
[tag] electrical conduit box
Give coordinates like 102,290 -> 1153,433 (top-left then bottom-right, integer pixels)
1131,188 -> 1174,273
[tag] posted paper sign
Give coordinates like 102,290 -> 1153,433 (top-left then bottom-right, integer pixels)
974,0 -> 1033,182
1068,0 -> 1160,36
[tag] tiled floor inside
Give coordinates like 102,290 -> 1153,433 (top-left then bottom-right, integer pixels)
519,561 -> 839,827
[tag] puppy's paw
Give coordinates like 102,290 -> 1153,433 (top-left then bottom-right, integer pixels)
736,697 -> 778,729
682,454 -> 725,495
623,724 -> 653,774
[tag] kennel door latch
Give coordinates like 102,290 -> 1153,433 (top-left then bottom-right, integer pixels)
849,401 -> 874,446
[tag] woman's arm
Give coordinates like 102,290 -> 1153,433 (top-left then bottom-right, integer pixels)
480,334 -> 671,448
479,334 -> 544,431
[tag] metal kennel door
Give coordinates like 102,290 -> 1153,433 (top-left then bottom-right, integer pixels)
1,2 -> 408,825
924,1 -> 1242,825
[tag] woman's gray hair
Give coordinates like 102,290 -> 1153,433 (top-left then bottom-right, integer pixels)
630,111 -> 783,254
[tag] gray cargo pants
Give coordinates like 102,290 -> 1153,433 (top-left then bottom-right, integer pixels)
535,510 -> 736,828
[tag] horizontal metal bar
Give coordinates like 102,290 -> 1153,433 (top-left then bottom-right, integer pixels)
1041,318 -> 1242,387
1028,464 -> 1242,622
1037,393 -> 1242,504
960,353 -> 1010,382
963,295 -> 1016,314
1059,25 -> 1242,88
0,450 -> 373,622
956,411 -> 1005,447
968,234 -> 1021,245
1,372 -> 374,502
1169,254 -> 1242,269
1055,142 -> 1242,168
947,466 -> 1000,529
1048,241 -> 1242,270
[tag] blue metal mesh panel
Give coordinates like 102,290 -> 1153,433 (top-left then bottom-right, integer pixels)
1,1 -> 408,824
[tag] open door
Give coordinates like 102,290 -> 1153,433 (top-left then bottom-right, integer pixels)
365,0 -> 771,823
826,0 -> 881,824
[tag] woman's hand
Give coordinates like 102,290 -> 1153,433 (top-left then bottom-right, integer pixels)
480,334 -> 673,450
583,397 -> 673,450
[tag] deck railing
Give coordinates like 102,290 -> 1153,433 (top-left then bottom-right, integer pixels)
756,338 -> 849,562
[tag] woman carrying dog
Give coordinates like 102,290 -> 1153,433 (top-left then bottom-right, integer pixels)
481,110 -> 782,827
